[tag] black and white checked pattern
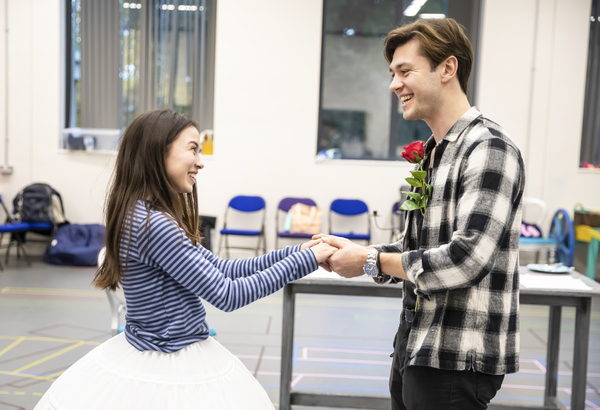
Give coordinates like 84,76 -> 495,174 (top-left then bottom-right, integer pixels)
385,107 -> 525,375
120,201 -> 318,353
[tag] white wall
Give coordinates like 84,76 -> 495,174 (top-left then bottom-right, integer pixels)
0,0 -> 598,256
478,0 -> 599,227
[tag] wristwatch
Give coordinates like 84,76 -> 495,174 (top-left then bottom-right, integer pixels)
363,248 -> 380,277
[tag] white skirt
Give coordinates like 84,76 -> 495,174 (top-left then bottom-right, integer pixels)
34,333 -> 275,410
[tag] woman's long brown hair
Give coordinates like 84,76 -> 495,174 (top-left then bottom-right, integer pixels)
93,109 -> 201,291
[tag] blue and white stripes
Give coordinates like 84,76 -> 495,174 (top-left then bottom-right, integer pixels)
120,201 -> 318,353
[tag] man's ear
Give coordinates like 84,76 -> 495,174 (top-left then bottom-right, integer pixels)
440,55 -> 458,84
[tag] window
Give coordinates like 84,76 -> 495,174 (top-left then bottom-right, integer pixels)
581,0 -> 600,168
64,0 -> 216,151
317,0 -> 481,161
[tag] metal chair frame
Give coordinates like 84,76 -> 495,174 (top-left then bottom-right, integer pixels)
106,288 -> 127,336
391,185 -> 411,242
0,195 -> 32,270
519,198 -> 576,266
218,196 -> 267,258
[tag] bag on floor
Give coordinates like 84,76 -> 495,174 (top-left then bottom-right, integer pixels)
289,203 -> 322,234
12,183 -> 66,224
44,223 -> 106,266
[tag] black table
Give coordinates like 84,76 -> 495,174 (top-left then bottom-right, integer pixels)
279,268 -> 600,410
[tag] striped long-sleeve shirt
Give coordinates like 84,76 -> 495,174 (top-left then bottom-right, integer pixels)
120,201 -> 318,353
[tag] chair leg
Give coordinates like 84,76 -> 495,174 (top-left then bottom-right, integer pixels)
5,241 -> 11,265
226,235 -> 230,259
15,236 -> 31,266
259,233 -> 265,256
218,234 -> 225,257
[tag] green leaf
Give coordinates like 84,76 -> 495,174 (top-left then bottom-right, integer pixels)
410,170 -> 427,180
405,177 -> 421,188
413,152 -> 422,162
400,199 -> 420,211
402,191 -> 422,201
419,196 -> 428,208
425,183 -> 433,196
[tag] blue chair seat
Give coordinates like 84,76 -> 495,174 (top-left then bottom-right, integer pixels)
519,237 -> 556,245
331,232 -> 371,241
26,222 -> 53,230
0,222 -> 31,233
220,228 -> 262,236
277,231 -> 313,239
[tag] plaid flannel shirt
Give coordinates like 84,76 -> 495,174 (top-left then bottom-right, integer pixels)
379,107 -> 524,375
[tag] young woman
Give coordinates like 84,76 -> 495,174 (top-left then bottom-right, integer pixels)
34,109 -> 335,410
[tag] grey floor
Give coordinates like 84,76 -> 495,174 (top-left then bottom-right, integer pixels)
0,255 -> 599,410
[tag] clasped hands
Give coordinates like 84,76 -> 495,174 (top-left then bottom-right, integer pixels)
300,234 -> 370,278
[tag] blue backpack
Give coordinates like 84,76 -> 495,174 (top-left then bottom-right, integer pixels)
43,223 -> 106,266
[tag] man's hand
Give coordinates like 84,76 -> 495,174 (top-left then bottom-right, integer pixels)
300,239 -> 322,251
320,235 -> 369,278
312,233 -> 351,245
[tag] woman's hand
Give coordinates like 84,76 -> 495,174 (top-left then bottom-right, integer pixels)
301,238 -> 322,251
309,242 -> 338,264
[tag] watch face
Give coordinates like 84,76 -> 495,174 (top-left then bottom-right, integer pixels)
364,264 -> 378,277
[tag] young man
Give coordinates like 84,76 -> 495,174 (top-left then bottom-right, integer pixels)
320,18 -> 525,410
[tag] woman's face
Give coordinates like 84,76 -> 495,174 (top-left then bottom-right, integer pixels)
165,126 -> 204,194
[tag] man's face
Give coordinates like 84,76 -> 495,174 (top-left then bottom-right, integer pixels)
389,39 -> 442,123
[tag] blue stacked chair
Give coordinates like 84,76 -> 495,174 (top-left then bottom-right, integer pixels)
275,197 -> 318,248
218,195 -> 267,258
329,199 -> 371,244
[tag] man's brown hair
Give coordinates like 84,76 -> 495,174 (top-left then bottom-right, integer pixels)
384,18 -> 473,95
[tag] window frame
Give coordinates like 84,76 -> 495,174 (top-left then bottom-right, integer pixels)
316,0 -> 483,162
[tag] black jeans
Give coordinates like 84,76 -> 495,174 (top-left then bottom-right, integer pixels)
390,309 -> 504,410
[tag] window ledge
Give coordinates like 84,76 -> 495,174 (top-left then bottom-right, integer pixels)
315,158 -> 413,167
57,148 -> 117,156
577,167 -> 600,174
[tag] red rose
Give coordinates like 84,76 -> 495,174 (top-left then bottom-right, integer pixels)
401,141 -> 425,163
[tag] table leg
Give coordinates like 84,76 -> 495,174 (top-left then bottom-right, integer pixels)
279,285 -> 296,410
587,238 -> 598,280
571,297 -> 592,410
544,306 -> 561,407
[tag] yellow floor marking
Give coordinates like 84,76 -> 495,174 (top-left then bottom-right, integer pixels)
0,390 -> 44,396
0,337 -> 25,358
13,341 -> 85,373
0,370 -> 56,382
0,336 -> 101,346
